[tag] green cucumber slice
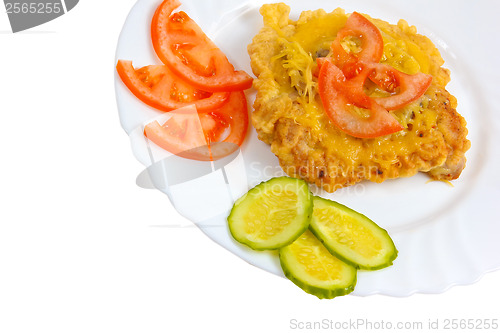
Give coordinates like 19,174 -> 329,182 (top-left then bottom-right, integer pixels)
227,177 -> 313,250
309,196 -> 398,270
279,230 -> 357,299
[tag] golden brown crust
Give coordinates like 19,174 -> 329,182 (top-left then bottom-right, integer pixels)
248,4 -> 470,192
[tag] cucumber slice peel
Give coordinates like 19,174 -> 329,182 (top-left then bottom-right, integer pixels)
227,177 -> 313,250
279,230 -> 357,299
309,196 -> 398,270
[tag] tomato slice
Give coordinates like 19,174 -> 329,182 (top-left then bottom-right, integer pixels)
324,60 -> 374,108
317,59 -> 432,111
198,112 -> 227,143
166,11 -> 219,78
144,105 -> 212,160
368,62 -> 433,110
144,92 -> 248,161
330,12 -> 384,68
116,60 -> 229,112
201,91 -> 249,160
318,60 -> 403,138
151,0 -> 253,92
316,12 -> 431,138
209,91 -> 248,147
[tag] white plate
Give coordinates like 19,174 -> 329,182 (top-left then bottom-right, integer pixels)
115,0 -> 500,296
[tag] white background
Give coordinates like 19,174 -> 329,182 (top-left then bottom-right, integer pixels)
1,1 -> 499,332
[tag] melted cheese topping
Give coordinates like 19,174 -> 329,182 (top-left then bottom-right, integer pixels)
248,4 -> 466,191
263,8 -> 446,173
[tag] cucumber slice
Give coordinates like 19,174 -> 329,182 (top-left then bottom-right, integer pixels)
309,196 -> 397,270
279,230 -> 357,299
227,177 -> 312,250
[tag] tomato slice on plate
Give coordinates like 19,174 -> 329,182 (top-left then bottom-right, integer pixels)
368,62 -> 433,110
318,60 -> 403,138
203,91 -> 249,160
209,90 -> 248,147
116,60 -> 229,112
330,12 -> 384,68
166,11 -> 221,78
151,0 -> 253,92
144,92 -> 248,161
144,104 -> 212,160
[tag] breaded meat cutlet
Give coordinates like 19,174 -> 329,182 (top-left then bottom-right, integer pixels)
248,3 -> 470,192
